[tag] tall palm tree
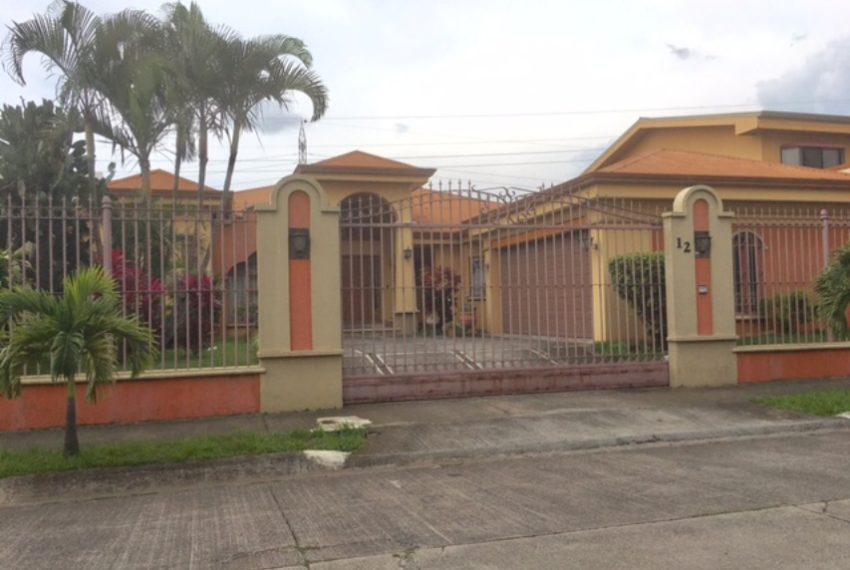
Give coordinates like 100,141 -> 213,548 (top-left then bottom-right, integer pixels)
0,266 -> 155,457
218,35 -> 328,197
3,1 -> 105,200
162,2 -> 228,206
90,9 -> 172,201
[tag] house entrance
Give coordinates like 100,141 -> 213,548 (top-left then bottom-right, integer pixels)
339,184 -> 670,402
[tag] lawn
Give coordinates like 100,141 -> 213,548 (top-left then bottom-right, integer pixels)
0,428 -> 366,479
755,389 -> 850,417
157,337 -> 259,369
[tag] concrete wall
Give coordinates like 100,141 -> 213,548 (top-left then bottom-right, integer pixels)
0,370 -> 261,432
737,344 -> 850,383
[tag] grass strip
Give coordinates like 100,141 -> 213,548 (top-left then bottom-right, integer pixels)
0,428 -> 366,479
755,389 -> 850,417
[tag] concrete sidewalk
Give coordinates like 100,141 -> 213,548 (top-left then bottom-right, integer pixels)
3,377 -> 850,462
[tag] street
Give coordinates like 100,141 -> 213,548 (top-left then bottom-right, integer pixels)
2,428 -> 850,569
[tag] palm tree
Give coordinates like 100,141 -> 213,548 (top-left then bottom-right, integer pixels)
218,34 -> 328,197
90,9 -> 173,200
0,266 -> 155,457
162,2 -> 233,207
3,1 -> 105,200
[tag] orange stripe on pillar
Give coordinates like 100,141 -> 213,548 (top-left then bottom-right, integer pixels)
289,191 -> 313,350
693,199 -> 714,336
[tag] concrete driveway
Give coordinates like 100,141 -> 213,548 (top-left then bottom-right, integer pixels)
343,333 -> 626,376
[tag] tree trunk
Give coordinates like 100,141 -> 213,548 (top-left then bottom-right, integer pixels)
173,129 -> 184,207
140,156 -> 152,203
173,154 -> 182,207
222,119 -> 241,197
84,116 -> 97,200
198,104 -> 208,212
64,384 -> 80,457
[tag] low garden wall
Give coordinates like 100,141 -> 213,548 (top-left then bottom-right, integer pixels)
0,368 -> 262,432
736,343 -> 850,383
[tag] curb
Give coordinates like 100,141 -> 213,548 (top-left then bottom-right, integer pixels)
0,451 -> 331,508
348,419 -> 850,468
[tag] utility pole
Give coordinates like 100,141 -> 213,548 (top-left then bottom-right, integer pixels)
298,120 -> 307,165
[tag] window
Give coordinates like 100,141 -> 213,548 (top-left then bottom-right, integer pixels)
781,146 -> 844,168
733,232 -> 763,315
470,256 -> 485,299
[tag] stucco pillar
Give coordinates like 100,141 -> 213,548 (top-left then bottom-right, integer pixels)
255,175 -> 343,411
663,185 -> 738,387
392,206 -> 418,335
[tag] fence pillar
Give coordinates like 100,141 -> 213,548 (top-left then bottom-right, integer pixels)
255,175 -> 343,412
663,185 -> 738,387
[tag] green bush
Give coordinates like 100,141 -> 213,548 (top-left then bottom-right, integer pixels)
759,290 -> 813,334
816,245 -> 850,339
608,253 -> 666,349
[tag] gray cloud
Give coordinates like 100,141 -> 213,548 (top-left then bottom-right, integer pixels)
667,44 -> 693,60
256,102 -> 304,134
666,43 -> 716,62
757,36 -> 850,114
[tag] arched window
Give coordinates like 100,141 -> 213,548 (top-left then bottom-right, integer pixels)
225,253 -> 258,326
733,231 -> 764,315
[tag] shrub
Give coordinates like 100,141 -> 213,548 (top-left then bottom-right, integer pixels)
417,266 -> 461,333
111,249 -> 164,337
759,290 -> 813,334
172,274 -> 221,354
608,253 -> 666,349
815,244 -> 850,339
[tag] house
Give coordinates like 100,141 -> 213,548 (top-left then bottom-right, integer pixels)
118,111 -> 850,351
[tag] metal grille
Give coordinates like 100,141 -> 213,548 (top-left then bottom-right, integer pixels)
730,203 -> 850,346
0,193 -> 258,371
339,183 -> 667,377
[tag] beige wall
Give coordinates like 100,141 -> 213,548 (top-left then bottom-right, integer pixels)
624,126 -> 762,161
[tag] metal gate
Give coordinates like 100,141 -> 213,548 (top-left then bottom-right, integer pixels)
339,183 -> 669,402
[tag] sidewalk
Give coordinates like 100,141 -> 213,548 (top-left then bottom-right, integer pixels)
3,378 -> 850,462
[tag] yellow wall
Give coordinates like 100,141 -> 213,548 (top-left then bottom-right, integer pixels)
612,124 -> 850,165
625,126 -> 763,161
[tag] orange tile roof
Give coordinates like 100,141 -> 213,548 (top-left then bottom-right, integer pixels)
231,186 -> 275,210
411,188 -> 499,225
311,150 -> 420,170
596,149 -> 850,182
295,150 -> 436,178
108,169 -> 219,193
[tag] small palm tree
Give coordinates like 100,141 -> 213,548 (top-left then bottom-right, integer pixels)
0,266 -> 155,457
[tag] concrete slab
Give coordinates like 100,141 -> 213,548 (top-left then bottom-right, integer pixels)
313,506 -> 850,569
3,432 -> 850,568
0,485 -> 303,570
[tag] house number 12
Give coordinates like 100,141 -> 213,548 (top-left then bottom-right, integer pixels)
676,237 -> 691,253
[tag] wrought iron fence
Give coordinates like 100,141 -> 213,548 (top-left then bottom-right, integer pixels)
1,193 -> 258,371
339,182 -> 668,377
730,203 -> 850,346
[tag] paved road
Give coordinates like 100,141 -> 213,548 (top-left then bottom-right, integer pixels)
2,430 -> 850,569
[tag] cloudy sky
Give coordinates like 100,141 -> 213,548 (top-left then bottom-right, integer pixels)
3,0 -> 850,192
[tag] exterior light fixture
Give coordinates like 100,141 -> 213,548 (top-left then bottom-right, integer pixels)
694,231 -> 711,258
403,248 -> 413,260
289,228 -> 310,260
